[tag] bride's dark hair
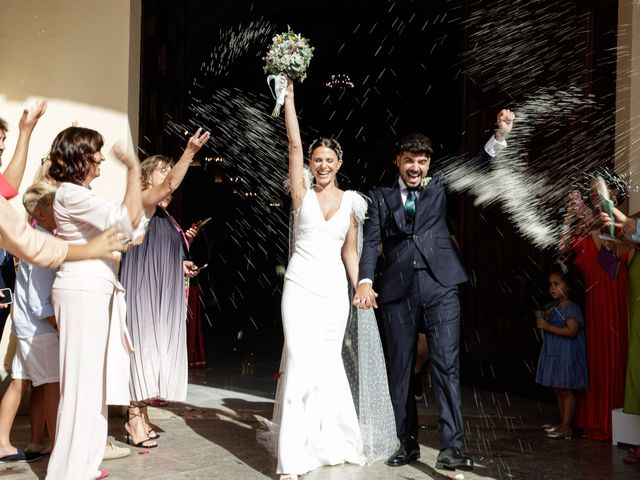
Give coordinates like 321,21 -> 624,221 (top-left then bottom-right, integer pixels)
308,137 -> 343,160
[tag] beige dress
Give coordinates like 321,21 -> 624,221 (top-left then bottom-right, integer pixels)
46,182 -> 133,480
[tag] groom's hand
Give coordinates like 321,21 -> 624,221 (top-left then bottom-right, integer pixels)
353,283 -> 378,309
494,109 -> 515,141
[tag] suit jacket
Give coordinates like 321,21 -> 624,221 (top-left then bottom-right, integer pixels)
359,148 -> 489,303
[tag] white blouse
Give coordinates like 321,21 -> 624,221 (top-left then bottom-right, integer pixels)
53,182 -> 133,280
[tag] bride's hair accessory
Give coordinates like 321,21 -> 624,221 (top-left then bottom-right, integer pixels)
308,137 -> 343,160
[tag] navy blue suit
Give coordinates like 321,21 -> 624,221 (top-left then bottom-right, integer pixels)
359,148 -> 489,449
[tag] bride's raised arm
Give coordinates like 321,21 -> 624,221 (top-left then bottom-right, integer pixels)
282,77 -> 306,210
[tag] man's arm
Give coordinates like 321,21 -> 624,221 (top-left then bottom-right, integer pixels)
468,108 -> 515,165
354,191 -> 382,309
358,191 -> 382,283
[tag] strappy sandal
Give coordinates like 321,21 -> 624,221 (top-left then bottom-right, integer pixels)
138,401 -> 160,439
124,411 -> 158,448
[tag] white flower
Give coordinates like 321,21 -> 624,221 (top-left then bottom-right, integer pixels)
263,29 -> 314,82
420,177 -> 432,189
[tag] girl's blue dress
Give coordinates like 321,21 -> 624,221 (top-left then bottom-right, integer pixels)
535,302 -> 588,390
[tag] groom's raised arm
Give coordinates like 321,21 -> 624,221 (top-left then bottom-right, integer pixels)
466,108 -> 515,167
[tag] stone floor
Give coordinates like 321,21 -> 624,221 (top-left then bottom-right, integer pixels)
0,360 -> 636,480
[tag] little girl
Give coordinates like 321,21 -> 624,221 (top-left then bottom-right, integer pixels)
535,265 -> 588,439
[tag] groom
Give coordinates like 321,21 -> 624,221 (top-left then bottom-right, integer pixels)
354,109 -> 515,471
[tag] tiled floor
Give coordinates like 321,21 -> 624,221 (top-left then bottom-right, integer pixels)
0,361 -> 635,479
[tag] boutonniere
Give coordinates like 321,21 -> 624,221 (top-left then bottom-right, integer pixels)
420,177 -> 432,189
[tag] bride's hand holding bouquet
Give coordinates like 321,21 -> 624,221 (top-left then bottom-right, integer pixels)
263,28 -> 314,116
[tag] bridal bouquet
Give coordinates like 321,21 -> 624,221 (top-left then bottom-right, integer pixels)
263,28 -> 314,116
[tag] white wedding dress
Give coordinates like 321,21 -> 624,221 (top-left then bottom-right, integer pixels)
255,181 -> 398,475
277,188 -> 365,474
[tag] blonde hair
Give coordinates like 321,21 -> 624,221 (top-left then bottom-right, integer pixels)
22,182 -> 57,218
140,155 -> 174,190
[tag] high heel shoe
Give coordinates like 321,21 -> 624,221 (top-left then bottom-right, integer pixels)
279,475 -> 298,480
137,401 -> 160,439
124,412 -> 158,448
545,428 -> 571,439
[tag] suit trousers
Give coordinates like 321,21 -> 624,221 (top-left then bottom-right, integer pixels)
381,268 -> 464,449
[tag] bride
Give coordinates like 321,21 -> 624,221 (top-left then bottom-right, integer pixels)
269,76 -> 396,480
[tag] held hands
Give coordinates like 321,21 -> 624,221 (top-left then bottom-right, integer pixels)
110,142 -> 140,171
353,283 -> 379,309
19,100 -> 48,133
185,128 -> 211,157
494,109 -> 516,141
183,260 -> 200,278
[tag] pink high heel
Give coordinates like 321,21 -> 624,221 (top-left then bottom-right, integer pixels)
96,471 -> 110,480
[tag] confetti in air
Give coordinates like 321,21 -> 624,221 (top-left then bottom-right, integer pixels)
443,87 -> 601,249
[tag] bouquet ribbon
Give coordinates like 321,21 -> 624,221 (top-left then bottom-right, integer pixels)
267,74 -> 288,117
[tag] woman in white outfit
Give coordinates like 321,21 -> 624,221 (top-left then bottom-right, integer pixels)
45,127 -> 142,480
275,77 -> 371,480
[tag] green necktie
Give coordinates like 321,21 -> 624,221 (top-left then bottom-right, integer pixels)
404,190 -> 417,218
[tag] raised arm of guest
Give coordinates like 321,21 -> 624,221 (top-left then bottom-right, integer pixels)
601,206 -> 639,240
558,190 -> 593,254
111,143 -> 143,229
3,101 -> 47,189
282,77 -> 306,211
140,128 -> 210,210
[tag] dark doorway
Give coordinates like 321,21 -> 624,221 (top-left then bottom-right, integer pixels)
138,0 -> 619,400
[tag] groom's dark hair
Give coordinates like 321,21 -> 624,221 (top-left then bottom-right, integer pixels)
395,133 -> 433,157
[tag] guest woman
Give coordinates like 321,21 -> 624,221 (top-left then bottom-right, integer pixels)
119,128 -> 209,447
45,127 -> 142,480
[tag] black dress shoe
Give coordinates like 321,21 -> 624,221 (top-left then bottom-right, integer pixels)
385,437 -> 420,467
435,447 -> 474,471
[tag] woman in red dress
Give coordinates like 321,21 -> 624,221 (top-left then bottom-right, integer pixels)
562,178 -> 630,441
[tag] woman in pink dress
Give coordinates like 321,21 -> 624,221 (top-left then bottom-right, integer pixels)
45,127 -> 142,480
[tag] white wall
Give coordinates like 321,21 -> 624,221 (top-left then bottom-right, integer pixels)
616,0 -> 640,215
0,0 -> 141,384
0,0 -> 141,212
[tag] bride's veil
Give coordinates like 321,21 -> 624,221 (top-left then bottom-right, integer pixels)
256,170 -> 398,463
343,192 -> 399,462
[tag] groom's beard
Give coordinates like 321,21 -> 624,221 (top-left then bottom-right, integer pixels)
400,170 -> 427,187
